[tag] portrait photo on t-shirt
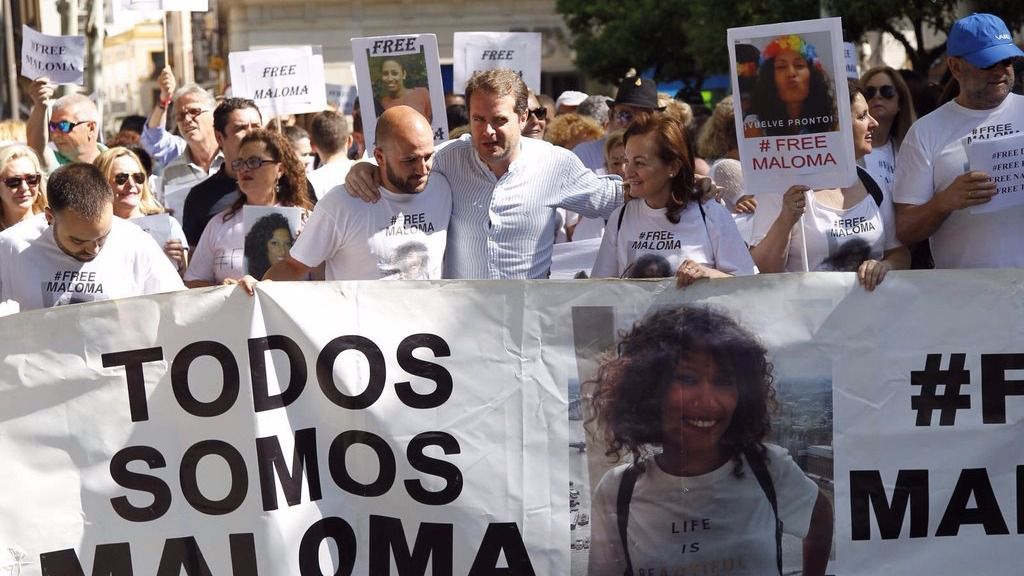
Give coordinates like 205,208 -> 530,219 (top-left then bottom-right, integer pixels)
567,304 -> 835,575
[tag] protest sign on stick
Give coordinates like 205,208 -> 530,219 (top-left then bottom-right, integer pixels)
728,18 -> 856,194
352,34 -> 448,148
229,46 -> 327,117
20,25 -> 86,85
453,32 -> 542,94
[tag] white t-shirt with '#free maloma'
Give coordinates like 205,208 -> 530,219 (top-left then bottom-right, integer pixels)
290,175 -> 451,280
0,215 -> 184,311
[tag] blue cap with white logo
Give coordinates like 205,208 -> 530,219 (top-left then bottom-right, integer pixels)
948,13 -> 1024,68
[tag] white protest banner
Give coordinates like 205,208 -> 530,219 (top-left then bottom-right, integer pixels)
453,32 -> 542,93
830,269 -> 1024,575
728,18 -> 856,194
229,46 -> 327,117
242,206 -> 305,279
967,131 -> 1024,214
843,41 -> 859,79
20,25 -> 86,85
5,272 -> 1024,574
0,281 -> 566,574
325,83 -> 358,115
352,34 -> 448,148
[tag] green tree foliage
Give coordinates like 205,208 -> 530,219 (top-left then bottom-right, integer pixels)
557,0 -> 1024,84
555,0 -> 819,86
833,0 -> 1024,73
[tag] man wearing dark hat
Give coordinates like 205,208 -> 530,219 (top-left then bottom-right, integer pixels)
894,12 -> 1024,269
573,75 -> 663,171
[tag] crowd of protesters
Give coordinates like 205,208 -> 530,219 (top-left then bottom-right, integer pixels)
0,12 -> 1022,314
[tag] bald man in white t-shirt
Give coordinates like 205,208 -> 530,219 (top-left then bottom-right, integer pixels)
263,106 -> 449,281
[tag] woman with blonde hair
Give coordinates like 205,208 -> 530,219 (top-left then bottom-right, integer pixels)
94,146 -> 188,271
0,144 -> 47,230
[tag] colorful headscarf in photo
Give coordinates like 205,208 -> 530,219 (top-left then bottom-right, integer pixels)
759,34 -> 823,71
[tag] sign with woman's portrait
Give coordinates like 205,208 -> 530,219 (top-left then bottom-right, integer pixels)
242,206 -> 306,280
352,34 -> 448,149
728,18 -> 856,194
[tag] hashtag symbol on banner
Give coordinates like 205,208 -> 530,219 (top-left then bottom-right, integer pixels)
54,272 -> 60,281
759,139 -> 770,152
910,353 -> 971,426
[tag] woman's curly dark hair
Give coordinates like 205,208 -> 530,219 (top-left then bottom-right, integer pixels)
622,114 -> 699,225
751,45 -> 838,136
588,305 -> 777,477
225,128 -> 312,222
244,212 -> 293,280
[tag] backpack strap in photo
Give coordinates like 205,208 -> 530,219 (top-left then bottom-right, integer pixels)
616,464 -> 641,576
744,446 -> 783,576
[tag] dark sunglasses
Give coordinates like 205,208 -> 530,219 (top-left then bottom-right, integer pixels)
979,57 -> 1016,71
864,85 -> 897,100
528,107 -> 548,120
231,157 -> 279,171
48,120 -> 91,133
114,172 -> 146,186
3,173 -> 42,188
614,110 -> 635,124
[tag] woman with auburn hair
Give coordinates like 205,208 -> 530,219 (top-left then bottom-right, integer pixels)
859,66 -> 917,197
94,146 -> 188,271
587,306 -> 833,576
591,115 -> 755,283
186,128 -> 312,287
744,34 -> 839,137
0,144 -> 47,230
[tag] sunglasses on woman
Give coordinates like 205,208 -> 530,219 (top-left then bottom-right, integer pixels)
865,85 -> 897,100
3,174 -> 42,188
528,107 -> 548,120
48,120 -> 92,133
114,172 -> 146,186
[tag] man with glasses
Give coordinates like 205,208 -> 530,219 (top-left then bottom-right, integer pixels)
0,164 -> 183,312
141,68 -> 223,211
26,80 -> 105,172
180,97 -> 264,247
894,13 -> 1024,269
573,75 -> 663,171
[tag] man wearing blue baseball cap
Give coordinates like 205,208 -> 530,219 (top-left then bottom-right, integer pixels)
894,13 -> 1024,269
